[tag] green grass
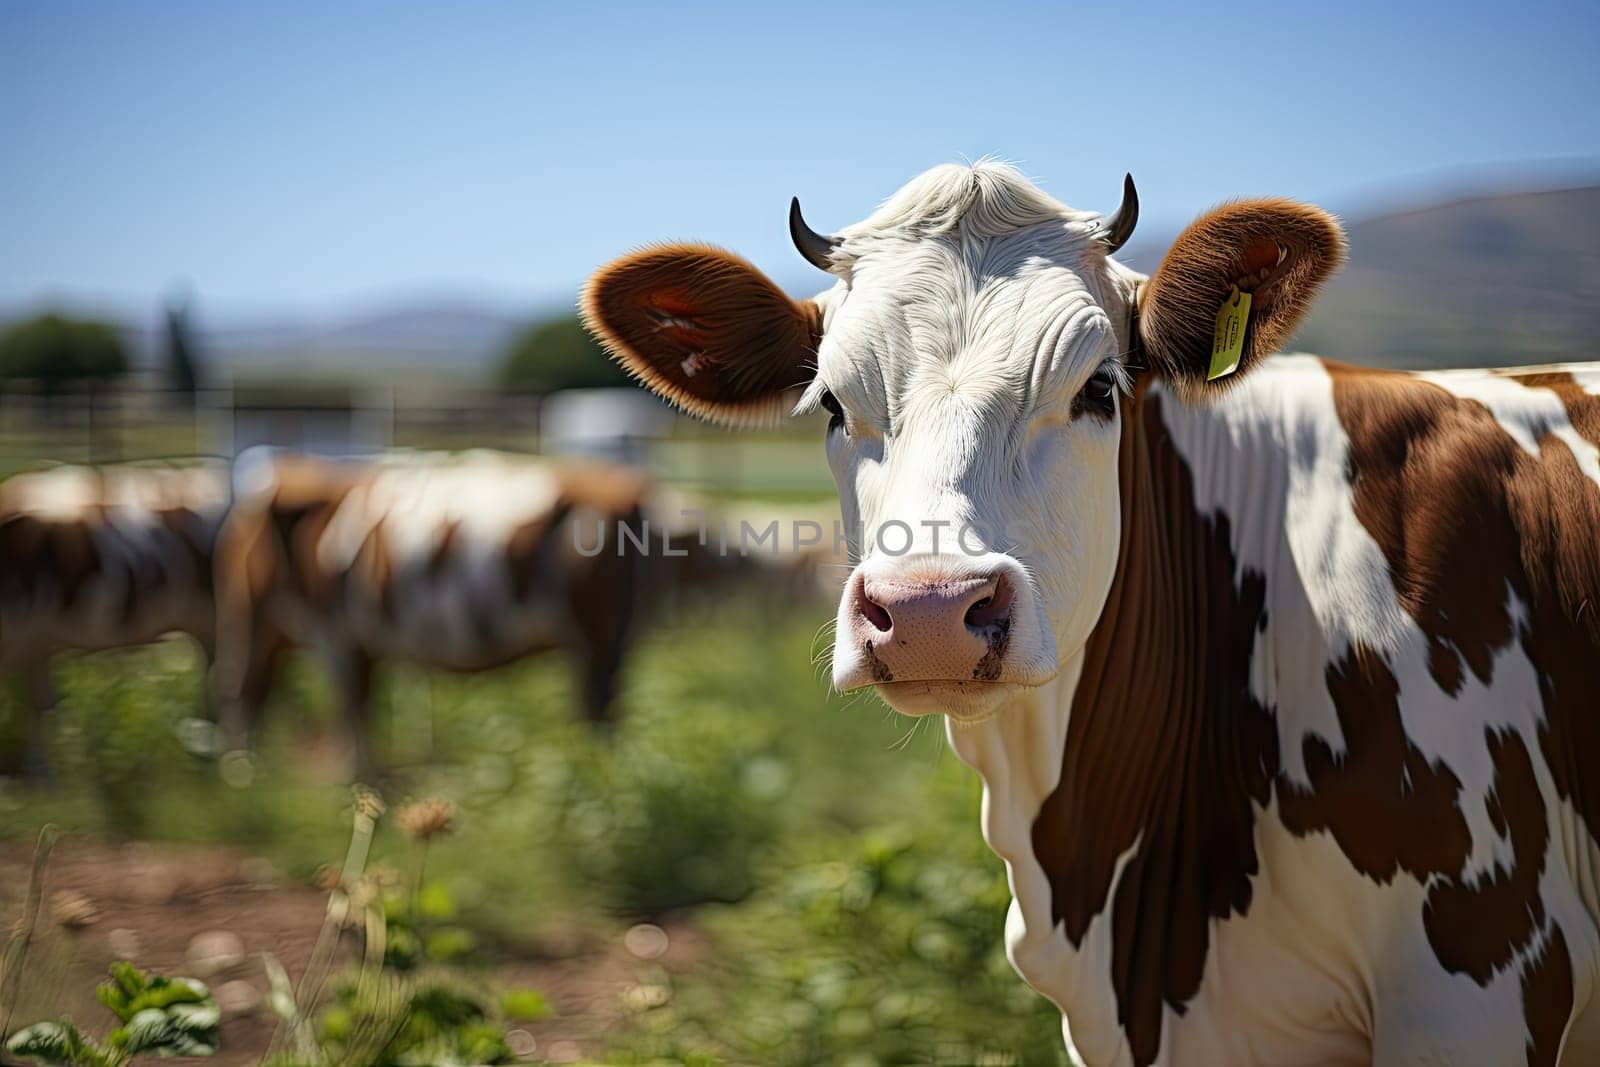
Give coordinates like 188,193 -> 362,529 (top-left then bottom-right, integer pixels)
0,421 -> 205,477
0,599 -> 1066,1065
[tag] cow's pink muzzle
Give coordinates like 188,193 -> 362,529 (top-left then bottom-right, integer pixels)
835,564 -> 1016,689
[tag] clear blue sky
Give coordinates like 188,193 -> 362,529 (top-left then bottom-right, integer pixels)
3,0 -> 1597,320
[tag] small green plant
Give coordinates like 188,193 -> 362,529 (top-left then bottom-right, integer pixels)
380,800 -> 476,972
262,792 -> 545,1067
4,963 -> 218,1066
300,977 -> 516,1067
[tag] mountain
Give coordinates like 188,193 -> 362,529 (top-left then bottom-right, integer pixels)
1294,185 -> 1600,369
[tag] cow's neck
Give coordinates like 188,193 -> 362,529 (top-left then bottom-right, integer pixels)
947,383 -> 1283,1063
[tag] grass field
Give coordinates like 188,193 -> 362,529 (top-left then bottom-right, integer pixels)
0,597 -> 1069,1066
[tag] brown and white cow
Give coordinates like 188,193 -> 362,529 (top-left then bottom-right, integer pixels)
583,162 -> 1600,1065
0,461 -> 229,774
211,449 -> 649,772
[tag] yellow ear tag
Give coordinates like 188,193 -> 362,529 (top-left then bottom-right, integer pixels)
1208,286 -> 1252,381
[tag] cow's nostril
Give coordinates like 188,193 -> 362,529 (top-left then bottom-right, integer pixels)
965,574 -> 1013,630
861,592 -> 893,633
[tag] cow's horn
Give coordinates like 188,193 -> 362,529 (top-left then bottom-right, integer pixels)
1099,173 -> 1139,254
789,197 -> 839,272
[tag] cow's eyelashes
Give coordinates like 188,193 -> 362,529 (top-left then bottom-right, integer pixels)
1074,368 -> 1119,419
820,388 -> 846,433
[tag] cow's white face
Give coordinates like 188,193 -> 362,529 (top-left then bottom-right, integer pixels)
800,183 -> 1138,719
585,161 -> 1343,722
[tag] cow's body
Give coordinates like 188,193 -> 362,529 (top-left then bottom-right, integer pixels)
213,450 -> 647,767
951,356 -> 1600,1066
0,461 -> 228,771
584,161 -> 1600,1064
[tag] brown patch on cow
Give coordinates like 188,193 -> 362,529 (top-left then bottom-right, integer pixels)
1423,730 -> 1548,983
1278,646 -> 1472,882
0,515 -> 55,644
159,506 -> 213,591
0,514 -> 106,620
563,500 -> 646,724
1031,388 -> 1278,1066
268,481 -> 356,609
51,521 -> 100,610
507,509 -> 566,601
0,514 -> 49,613
237,509 -> 279,603
0,511 -> 49,560
1521,926 -> 1573,1067
1502,370 -> 1577,390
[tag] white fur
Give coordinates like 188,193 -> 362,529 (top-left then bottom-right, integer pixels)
811,162 -> 1138,715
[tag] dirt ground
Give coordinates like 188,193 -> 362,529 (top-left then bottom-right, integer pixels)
0,839 -> 705,1066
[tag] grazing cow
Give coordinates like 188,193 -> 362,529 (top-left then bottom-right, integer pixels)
212,450 -> 649,771
583,161 -> 1600,1065
0,461 -> 228,774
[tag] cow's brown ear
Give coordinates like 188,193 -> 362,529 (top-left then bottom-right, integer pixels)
581,243 -> 821,427
1138,199 -> 1346,395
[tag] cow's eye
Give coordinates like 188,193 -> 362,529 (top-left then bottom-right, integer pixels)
1074,369 -> 1118,419
820,388 -> 845,433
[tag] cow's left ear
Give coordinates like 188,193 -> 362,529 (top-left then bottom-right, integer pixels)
1137,199 -> 1346,394
581,243 -> 820,427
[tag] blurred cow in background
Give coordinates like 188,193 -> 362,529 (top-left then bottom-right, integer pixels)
0,461 -> 229,776
2,448 -> 790,780
212,449 -> 650,773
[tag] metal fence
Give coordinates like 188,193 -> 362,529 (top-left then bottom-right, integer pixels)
0,384 -> 836,500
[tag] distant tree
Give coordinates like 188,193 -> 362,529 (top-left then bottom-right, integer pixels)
0,313 -> 129,394
163,295 -> 203,401
499,314 -> 632,394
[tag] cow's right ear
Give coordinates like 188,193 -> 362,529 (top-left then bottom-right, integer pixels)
581,243 -> 821,427
1136,199 -> 1346,397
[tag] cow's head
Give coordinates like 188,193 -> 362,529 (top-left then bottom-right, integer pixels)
584,163 -> 1343,721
